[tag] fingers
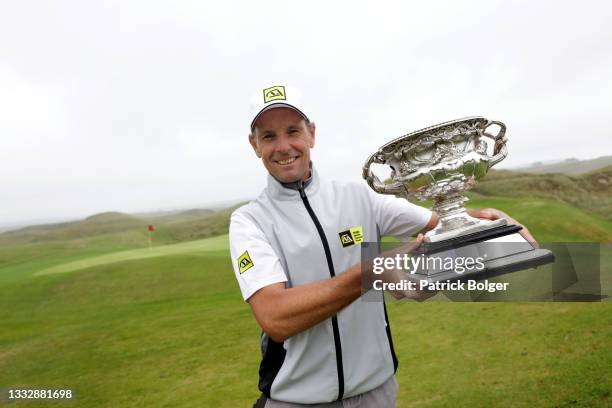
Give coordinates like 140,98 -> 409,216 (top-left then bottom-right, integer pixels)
468,208 -> 490,219
518,227 -> 539,247
394,234 -> 424,255
470,208 -> 500,220
408,233 -> 424,253
470,207 -> 518,223
479,209 -> 495,219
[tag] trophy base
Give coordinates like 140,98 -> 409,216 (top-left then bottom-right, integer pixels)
412,226 -> 555,284
426,218 -> 508,243
423,224 -> 522,253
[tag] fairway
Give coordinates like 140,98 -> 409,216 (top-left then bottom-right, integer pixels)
33,235 -> 230,277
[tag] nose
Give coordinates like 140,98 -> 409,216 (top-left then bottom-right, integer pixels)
274,134 -> 291,154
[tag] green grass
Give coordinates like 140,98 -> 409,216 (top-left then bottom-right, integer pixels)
34,235 -> 230,276
1,244 -> 610,407
464,196 -> 612,242
1,253 -> 263,407
391,302 -> 611,407
471,166 -> 612,220
1,196 -> 611,407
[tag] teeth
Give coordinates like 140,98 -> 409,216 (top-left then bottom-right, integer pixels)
277,157 -> 296,165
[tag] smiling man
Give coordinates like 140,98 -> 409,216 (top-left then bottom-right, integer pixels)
229,85 -> 438,407
248,105 -> 314,184
228,85 -> 528,407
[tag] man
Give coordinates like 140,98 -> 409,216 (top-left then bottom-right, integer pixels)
229,85 -> 532,407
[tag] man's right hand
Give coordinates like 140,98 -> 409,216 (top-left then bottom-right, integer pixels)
365,234 -> 437,301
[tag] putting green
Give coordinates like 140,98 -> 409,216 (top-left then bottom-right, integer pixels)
33,234 -> 230,276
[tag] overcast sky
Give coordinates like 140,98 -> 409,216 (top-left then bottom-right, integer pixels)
1,0 -> 611,225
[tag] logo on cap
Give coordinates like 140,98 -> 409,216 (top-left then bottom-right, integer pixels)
263,85 -> 286,103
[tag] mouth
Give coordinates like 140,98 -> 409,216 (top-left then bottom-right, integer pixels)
275,156 -> 299,166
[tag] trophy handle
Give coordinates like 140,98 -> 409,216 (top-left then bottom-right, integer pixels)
362,152 -> 406,195
482,120 -> 508,167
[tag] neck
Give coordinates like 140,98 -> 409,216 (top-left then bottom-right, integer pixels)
275,163 -> 313,190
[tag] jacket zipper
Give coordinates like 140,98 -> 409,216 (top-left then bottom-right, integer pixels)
297,181 -> 345,401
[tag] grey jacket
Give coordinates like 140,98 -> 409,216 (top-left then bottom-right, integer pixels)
229,167 -> 431,403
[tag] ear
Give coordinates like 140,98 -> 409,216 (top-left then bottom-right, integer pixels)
308,122 -> 316,148
248,133 -> 262,158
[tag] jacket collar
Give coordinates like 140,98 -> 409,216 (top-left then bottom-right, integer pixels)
266,162 -> 320,201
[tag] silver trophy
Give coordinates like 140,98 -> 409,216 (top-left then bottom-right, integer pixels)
363,117 -> 554,283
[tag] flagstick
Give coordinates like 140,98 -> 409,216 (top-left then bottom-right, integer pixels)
148,230 -> 152,250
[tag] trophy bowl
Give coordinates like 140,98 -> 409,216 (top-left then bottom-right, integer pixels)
363,117 -> 509,242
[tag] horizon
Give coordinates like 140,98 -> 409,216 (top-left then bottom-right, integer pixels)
1,153 -> 610,231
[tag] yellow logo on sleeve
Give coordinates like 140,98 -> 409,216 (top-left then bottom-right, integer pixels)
339,225 -> 364,248
263,85 -> 286,103
237,251 -> 254,274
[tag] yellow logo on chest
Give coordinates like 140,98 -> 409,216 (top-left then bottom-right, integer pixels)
338,226 -> 363,248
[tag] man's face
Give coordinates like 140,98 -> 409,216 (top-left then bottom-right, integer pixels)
249,108 -> 315,183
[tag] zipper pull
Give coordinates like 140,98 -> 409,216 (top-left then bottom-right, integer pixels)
297,180 -> 306,199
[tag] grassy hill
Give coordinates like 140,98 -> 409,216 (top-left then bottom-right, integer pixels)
514,155 -> 612,174
471,166 -> 612,220
0,212 -> 149,245
465,196 -> 612,242
0,205 -> 243,248
162,206 -> 239,242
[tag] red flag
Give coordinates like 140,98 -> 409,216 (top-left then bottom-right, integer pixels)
148,225 -> 155,232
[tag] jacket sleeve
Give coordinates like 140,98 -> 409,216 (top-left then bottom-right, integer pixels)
229,209 -> 288,301
366,186 -> 433,240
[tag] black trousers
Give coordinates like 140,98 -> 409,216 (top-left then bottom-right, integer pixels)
253,394 -> 267,408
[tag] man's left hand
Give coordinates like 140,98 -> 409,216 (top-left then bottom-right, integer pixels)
467,208 -> 536,244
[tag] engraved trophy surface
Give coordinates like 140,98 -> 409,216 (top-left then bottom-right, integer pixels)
363,117 -> 554,283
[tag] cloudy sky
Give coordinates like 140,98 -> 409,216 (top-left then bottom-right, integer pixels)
1,0 -> 611,225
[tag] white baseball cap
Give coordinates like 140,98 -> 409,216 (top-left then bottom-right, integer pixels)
249,85 -> 310,131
